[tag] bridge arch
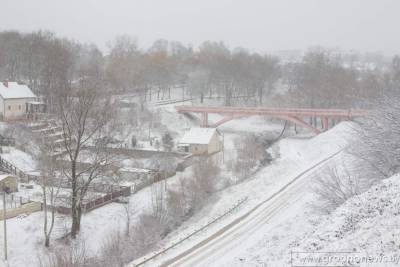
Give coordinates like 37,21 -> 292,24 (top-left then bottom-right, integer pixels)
176,106 -> 367,134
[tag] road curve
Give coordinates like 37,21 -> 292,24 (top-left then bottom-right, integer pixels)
156,149 -> 343,267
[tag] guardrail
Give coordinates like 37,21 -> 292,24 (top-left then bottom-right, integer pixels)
130,197 -> 248,267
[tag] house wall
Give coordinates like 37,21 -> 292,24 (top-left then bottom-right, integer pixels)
0,177 -> 18,192
208,132 -> 222,154
184,132 -> 222,155
0,97 -> 4,118
2,98 -> 34,120
189,144 -> 208,155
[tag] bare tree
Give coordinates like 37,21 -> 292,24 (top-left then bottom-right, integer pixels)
55,82 -> 119,238
313,164 -> 362,213
35,137 -> 63,247
353,94 -> 400,178
233,134 -> 271,180
177,158 -> 221,214
122,197 -> 134,237
187,69 -> 210,103
192,157 -> 220,194
166,178 -> 187,227
40,239 -> 91,267
99,231 -> 128,267
150,182 -> 168,224
161,132 -> 174,152
129,213 -> 167,257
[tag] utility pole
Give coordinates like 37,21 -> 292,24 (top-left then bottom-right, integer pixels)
2,188 -> 8,263
222,132 -> 225,164
148,120 -> 152,141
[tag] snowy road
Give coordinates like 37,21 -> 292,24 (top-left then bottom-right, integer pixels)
151,150 -> 343,267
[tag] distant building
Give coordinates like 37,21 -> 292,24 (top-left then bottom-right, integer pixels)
0,81 -> 39,120
0,174 -> 18,193
178,127 -> 222,155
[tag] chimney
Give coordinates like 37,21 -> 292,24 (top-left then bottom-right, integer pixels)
3,80 -> 8,88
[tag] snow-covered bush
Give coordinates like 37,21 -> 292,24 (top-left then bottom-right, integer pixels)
97,212 -> 169,267
166,183 -> 188,227
233,133 -> 272,180
131,213 -> 168,255
313,164 -> 363,213
98,232 -> 128,267
166,158 -> 220,227
131,135 -> 137,147
301,175 -> 400,258
313,95 -> 400,214
40,240 -> 91,267
354,95 -> 400,178
192,157 -> 220,194
161,131 -> 174,151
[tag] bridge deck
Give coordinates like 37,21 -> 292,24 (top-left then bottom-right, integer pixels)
175,105 -> 367,133
176,105 -> 366,117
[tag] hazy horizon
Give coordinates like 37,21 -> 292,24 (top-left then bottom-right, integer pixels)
2,0 -> 400,55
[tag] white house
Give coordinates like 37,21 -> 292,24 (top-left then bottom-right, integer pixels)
0,81 -> 37,120
178,127 -> 222,155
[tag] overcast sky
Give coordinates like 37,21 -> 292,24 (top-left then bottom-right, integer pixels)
1,0 -> 399,55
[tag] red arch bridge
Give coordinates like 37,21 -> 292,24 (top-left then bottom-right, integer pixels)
175,105 -> 367,134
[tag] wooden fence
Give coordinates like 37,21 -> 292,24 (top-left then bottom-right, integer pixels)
0,202 -> 42,221
56,184 -> 131,214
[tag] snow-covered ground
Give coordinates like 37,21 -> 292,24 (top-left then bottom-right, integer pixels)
130,122 -> 356,266
0,120 -> 345,267
1,93 -> 386,267
0,178 -> 160,267
138,119 -> 399,267
228,174 -> 400,267
0,147 -> 37,174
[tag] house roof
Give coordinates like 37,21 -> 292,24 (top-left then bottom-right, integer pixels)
180,127 -> 219,145
120,167 -> 154,173
0,82 -> 36,99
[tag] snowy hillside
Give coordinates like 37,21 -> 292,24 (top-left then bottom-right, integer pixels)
297,175 -> 400,266
219,160 -> 400,267
133,122 -> 358,266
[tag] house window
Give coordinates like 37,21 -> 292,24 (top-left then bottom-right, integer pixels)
8,106 -> 11,111
18,105 -> 21,110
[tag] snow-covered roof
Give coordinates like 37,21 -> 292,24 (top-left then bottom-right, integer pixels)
0,82 -> 36,99
26,101 -> 44,105
120,167 -> 154,173
180,127 -> 219,145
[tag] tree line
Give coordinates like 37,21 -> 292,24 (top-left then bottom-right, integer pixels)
1,30 -> 400,109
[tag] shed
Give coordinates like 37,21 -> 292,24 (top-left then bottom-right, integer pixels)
0,81 -> 37,120
0,174 -> 18,193
178,127 -> 222,155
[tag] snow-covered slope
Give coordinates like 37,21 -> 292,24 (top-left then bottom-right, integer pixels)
0,147 -> 37,173
297,174 -> 400,266
218,150 -> 400,266
0,120 -> 360,267
134,122 -> 357,266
